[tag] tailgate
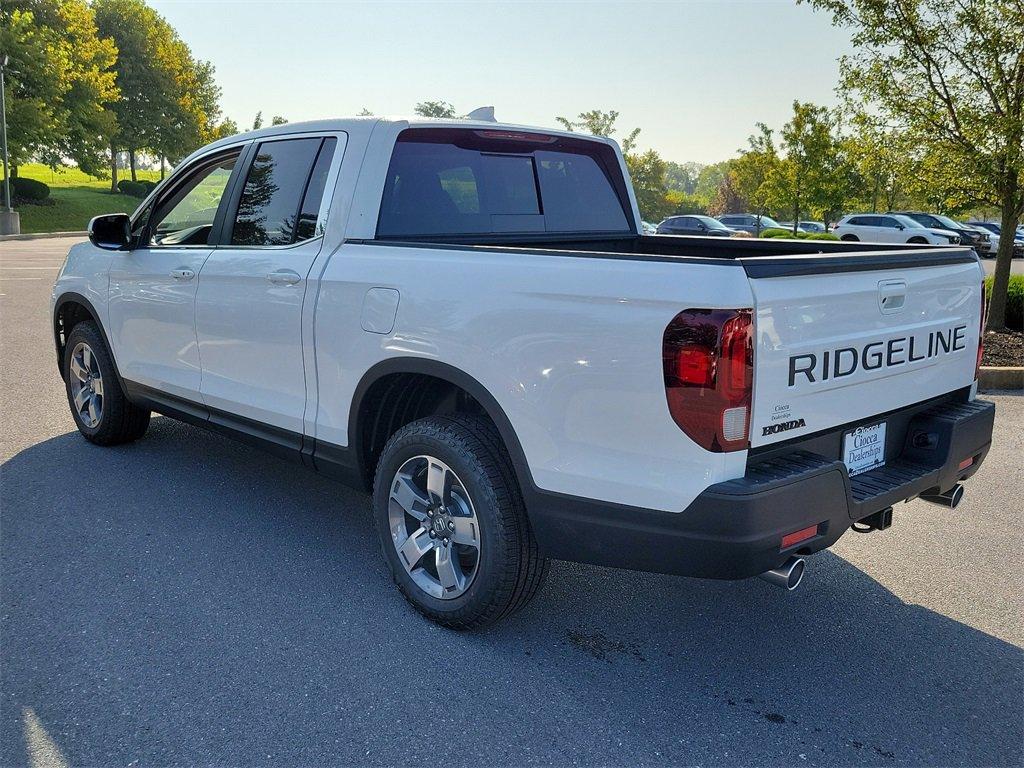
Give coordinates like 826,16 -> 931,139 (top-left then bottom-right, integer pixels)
742,251 -> 983,448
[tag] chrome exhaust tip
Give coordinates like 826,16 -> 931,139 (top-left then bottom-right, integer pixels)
919,483 -> 964,509
759,556 -> 806,591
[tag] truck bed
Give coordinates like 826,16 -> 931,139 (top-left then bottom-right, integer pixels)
362,233 -> 979,275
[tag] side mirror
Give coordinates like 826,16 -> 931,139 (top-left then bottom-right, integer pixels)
88,213 -> 132,250
896,224 -> 905,230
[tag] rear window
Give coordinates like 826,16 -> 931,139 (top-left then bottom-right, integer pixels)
377,128 -> 631,238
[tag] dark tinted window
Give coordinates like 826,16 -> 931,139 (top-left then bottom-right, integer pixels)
231,138 -> 321,246
294,138 -> 337,241
377,131 -> 630,237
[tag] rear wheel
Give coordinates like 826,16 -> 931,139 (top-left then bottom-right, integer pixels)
63,322 -> 150,445
373,414 -> 548,629
841,234 -> 859,241
907,236 -> 928,244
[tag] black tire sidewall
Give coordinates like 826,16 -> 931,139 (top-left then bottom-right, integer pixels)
63,323 -> 116,438
373,419 -> 519,623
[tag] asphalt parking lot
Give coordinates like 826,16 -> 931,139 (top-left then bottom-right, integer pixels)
2,237 -> 1022,767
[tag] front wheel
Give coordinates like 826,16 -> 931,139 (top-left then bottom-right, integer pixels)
63,322 -> 150,445
841,234 -> 859,241
373,414 -> 548,629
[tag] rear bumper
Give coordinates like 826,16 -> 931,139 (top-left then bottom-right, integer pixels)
529,398 -> 994,580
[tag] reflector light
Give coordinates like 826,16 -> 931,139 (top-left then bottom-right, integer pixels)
958,457 -> 974,470
781,524 -> 819,549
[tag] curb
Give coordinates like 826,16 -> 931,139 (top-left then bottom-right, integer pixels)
0,231 -> 87,242
979,366 -> 1024,392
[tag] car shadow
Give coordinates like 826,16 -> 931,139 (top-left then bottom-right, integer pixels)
2,416 -> 1021,767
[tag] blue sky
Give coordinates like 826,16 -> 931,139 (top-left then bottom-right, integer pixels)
149,0 -> 855,164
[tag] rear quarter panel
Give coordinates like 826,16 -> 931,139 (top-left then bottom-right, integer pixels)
312,245 -> 753,512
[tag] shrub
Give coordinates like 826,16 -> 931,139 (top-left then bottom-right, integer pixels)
11,177 -> 50,203
985,274 -> 1024,330
116,180 -> 148,198
140,180 -> 157,193
806,232 -> 840,241
760,227 -> 797,238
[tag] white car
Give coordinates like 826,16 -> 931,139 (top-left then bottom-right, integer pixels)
833,214 -> 962,245
52,117 -> 993,627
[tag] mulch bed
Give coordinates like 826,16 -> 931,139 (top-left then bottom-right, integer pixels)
982,330 -> 1024,367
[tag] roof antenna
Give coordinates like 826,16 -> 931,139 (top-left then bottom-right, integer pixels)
466,106 -> 496,122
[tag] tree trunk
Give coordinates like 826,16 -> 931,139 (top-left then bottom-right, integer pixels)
110,142 -> 118,193
129,150 -> 137,182
160,156 -> 165,180
986,181 -> 1021,331
871,177 -> 879,212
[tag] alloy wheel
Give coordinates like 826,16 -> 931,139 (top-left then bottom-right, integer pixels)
69,342 -> 104,428
387,455 -> 481,600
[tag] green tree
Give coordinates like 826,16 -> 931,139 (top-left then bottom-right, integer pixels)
555,109 -> 640,153
730,123 -> 779,233
846,115 -> 916,212
414,100 -> 457,118
770,102 -> 847,231
693,161 -> 731,209
665,161 -> 703,194
0,1 -> 118,178
95,0 -> 226,187
804,0 -> 1024,329
626,149 -> 673,222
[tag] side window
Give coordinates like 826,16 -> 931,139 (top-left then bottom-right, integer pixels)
148,153 -> 238,246
877,217 -> 898,228
294,138 -> 337,241
231,137 -> 329,246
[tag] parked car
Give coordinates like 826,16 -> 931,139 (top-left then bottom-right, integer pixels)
656,215 -> 737,236
832,214 -> 961,245
967,221 -> 1024,257
53,117 -> 993,627
717,213 -> 785,235
641,220 -> 658,235
777,221 -> 826,234
889,211 -> 990,257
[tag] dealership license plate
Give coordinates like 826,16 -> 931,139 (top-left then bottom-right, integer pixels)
843,422 -> 886,476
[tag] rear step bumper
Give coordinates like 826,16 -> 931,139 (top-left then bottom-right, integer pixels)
529,398 -> 994,580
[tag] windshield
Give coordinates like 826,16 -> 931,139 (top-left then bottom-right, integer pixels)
758,215 -> 782,228
893,215 -> 925,229
932,214 -> 963,230
696,216 -> 729,229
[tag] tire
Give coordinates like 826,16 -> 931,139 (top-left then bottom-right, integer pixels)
63,321 -> 150,445
840,234 -> 859,241
907,236 -> 928,244
373,414 -> 548,629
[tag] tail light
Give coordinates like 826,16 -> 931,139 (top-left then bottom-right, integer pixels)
662,308 -> 754,452
976,280 -> 987,380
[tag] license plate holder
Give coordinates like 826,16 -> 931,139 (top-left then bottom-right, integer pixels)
843,422 -> 887,476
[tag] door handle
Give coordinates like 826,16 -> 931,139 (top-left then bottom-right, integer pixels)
267,269 -> 301,286
170,268 -> 195,281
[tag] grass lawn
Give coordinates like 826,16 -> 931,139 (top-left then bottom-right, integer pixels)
13,163 -> 163,234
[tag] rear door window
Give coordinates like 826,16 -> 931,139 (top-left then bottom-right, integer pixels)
231,137 -> 336,246
377,129 -> 631,238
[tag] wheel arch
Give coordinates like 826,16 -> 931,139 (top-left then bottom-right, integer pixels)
53,292 -> 114,381
346,358 -> 536,499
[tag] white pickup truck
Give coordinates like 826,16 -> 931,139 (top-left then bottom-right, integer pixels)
53,117 -> 994,628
